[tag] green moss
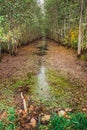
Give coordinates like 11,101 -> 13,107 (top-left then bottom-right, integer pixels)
46,70 -> 81,109
12,72 -> 36,89
80,53 -> 87,61
0,72 -> 37,110
47,70 -> 73,88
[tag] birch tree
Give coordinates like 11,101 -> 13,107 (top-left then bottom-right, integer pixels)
78,0 -> 84,56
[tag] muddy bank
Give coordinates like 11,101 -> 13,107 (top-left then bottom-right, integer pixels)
0,40 -> 87,84
0,40 -> 87,111
42,41 -> 87,85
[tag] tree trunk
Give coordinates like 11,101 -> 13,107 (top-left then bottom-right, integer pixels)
78,0 -> 83,56
0,43 -> 1,61
63,19 -> 66,37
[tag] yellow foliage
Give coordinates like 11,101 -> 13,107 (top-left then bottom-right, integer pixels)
65,27 -> 78,48
69,28 -> 78,43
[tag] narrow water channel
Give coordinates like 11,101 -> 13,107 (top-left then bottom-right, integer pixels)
35,39 -> 52,100
32,39 -> 87,110
0,39 -> 86,111
36,66 -> 51,99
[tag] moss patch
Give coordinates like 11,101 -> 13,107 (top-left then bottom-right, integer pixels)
0,72 -> 37,111
80,53 -> 87,61
46,70 -> 87,110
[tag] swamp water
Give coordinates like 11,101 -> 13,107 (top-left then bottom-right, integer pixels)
30,40 -> 86,110
0,40 -> 86,111
36,66 -> 51,99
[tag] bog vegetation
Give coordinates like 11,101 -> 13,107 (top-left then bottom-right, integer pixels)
0,107 -> 87,130
0,0 -> 87,130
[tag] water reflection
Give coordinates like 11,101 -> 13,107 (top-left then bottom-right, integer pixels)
36,66 -> 51,99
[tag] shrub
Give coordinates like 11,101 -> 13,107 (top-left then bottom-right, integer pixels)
64,27 -> 78,49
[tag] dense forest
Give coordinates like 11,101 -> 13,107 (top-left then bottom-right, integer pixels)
44,0 -> 87,55
0,0 -> 87,58
0,0 -> 42,58
0,0 -> 87,130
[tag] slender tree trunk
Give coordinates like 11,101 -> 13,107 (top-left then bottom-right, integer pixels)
0,43 -> 1,61
78,0 -> 83,56
63,19 -> 66,37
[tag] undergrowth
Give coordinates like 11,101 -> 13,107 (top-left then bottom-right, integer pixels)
0,108 -> 16,130
80,53 -> 87,61
12,72 -> 36,89
0,108 -> 87,130
40,113 -> 87,130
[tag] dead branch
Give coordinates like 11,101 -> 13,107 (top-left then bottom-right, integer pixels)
20,92 -> 27,113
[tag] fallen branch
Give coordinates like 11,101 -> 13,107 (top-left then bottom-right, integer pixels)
20,92 -> 27,113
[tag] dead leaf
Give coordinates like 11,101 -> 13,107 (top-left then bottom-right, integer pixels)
41,114 -> 50,122
0,112 -> 7,120
58,110 -> 66,117
25,123 -> 31,129
65,108 -> 72,112
29,105 -> 34,112
58,110 -> 71,119
18,109 -> 23,114
39,112 -> 44,117
30,118 -> 36,128
82,108 -> 87,111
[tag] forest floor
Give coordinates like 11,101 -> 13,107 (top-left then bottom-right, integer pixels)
0,40 -> 87,129
0,40 -> 87,84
